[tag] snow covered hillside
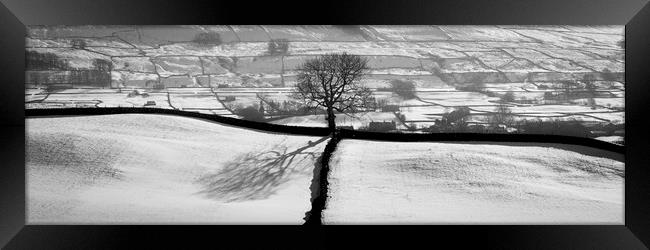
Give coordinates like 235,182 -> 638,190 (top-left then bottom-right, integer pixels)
25,25 -> 625,136
323,140 -> 624,224
26,25 -> 624,89
27,114 -> 328,224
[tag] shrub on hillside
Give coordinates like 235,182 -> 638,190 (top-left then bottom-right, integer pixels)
601,68 -> 618,82
443,106 -> 471,125
193,32 -> 222,46
236,105 -> 265,122
335,25 -> 365,36
500,91 -> 515,103
389,79 -> 417,99
71,39 -> 87,49
456,81 -> 486,92
268,39 -> 289,55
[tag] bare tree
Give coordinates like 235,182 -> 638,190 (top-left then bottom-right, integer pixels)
442,106 -> 471,130
489,103 -> 514,128
582,74 -> 597,109
560,80 -> 580,100
500,91 -> 515,103
292,53 -> 372,131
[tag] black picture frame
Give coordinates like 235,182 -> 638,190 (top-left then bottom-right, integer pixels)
1,0 -> 649,248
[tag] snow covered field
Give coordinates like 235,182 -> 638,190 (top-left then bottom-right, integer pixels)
417,91 -> 501,106
26,114 -> 624,224
27,114 -> 327,224
169,93 -> 226,110
323,140 -> 624,224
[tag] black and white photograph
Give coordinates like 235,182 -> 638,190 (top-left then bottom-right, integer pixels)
24,25 -> 625,224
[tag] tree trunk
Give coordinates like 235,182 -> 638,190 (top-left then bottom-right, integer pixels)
326,107 -> 336,131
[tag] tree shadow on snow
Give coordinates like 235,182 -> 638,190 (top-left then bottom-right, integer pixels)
194,136 -> 328,202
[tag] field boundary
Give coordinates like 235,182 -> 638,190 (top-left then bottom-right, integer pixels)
25,107 -> 331,136
304,132 -> 341,225
25,107 -> 624,154
337,129 -> 624,154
